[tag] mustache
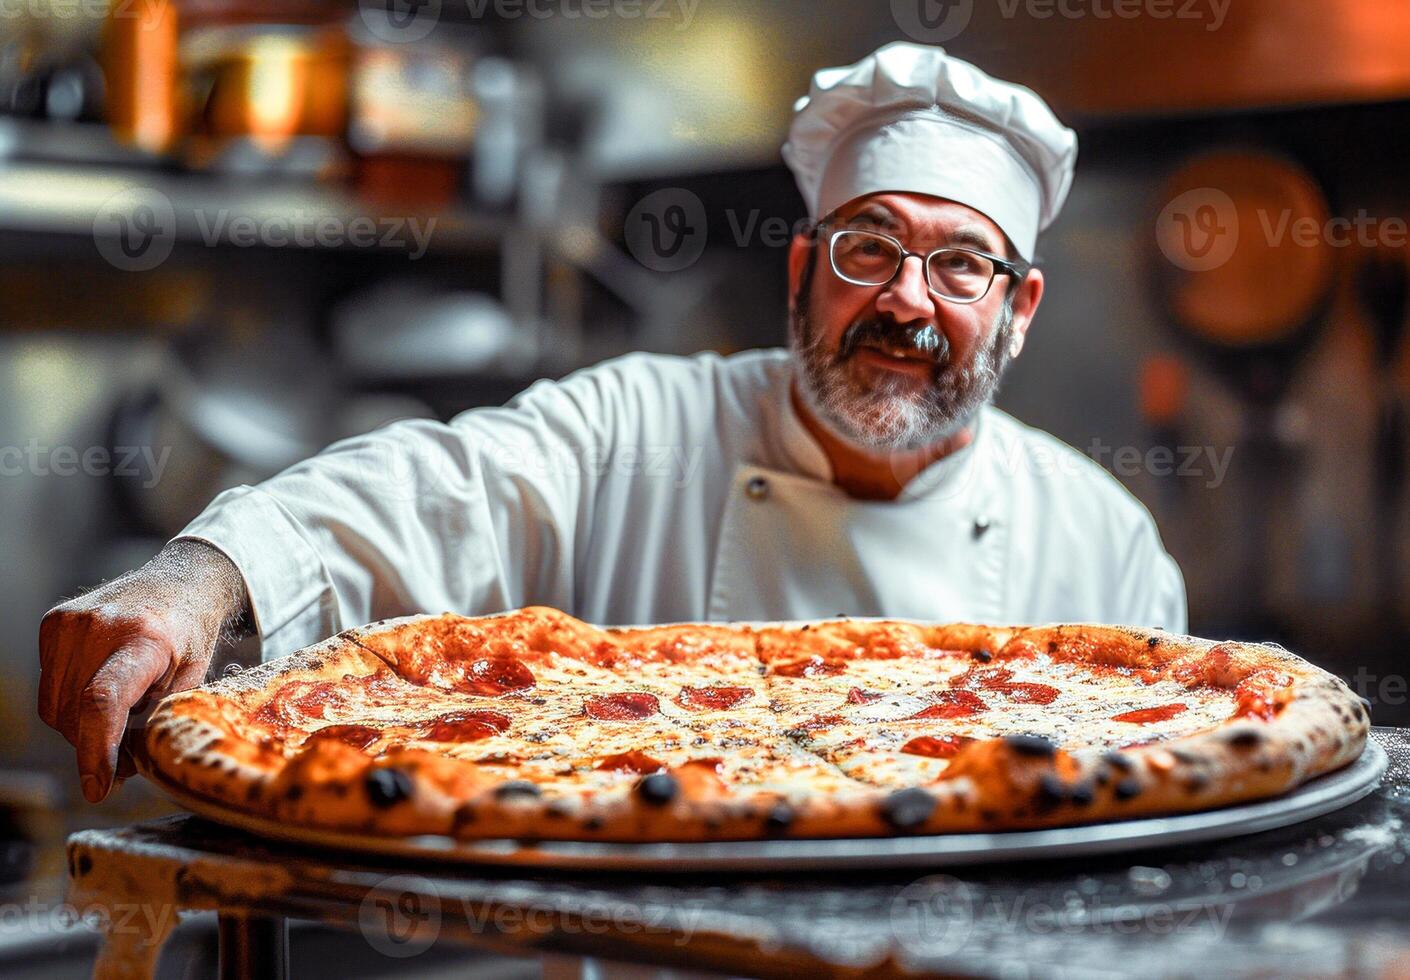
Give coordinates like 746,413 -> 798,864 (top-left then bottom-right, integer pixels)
837,320 -> 951,366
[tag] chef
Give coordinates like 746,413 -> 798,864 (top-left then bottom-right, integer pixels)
40,42 -> 1184,802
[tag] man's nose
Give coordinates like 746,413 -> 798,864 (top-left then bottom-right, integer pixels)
874,254 -> 937,324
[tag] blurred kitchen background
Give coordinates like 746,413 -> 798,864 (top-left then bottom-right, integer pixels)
0,0 -> 1409,972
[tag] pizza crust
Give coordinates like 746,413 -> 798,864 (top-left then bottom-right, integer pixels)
141,609 -> 1370,842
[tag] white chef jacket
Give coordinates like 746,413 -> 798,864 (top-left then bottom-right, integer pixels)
176,348 -> 1187,660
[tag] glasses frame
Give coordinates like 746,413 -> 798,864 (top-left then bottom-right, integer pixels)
821,226 -> 1032,305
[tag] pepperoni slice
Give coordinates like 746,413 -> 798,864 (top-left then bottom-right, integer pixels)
846,687 -> 883,704
674,686 -> 754,712
909,690 -> 987,719
584,692 -> 660,721
793,713 -> 844,733
458,657 -> 536,697
964,668 -> 1014,689
996,682 -> 1060,705
597,751 -> 665,773
307,724 -> 382,751
900,734 -> 974,759
1112,703 -> 1188,725
420,710 -> 511,742
773,655 -> 848,677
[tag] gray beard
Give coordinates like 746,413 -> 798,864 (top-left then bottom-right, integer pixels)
789,295 -> 1016,452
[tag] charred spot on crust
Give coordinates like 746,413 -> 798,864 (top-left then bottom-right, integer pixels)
365,768 -> 413,808
636,772 -> 679,806
494,780 -> 541,801
1147,636 -> 1161,648
1102,751 -> 1134,772
1114,778 -> 1142,801
1184,773 -> 1211,793
1004,734 -> 1057,757
764,803 -> 795,835
285,784 -> 304,802
1047,641 -> 1059,654
545,801 -> 571,819
1226,729 -> 1264,749
1171,749 -> 1200,765
76,853 -> 92,877
882,787 -> 936,830
1357,697 -> 1373,718
972,649 -> 993,663
453,804 -> 477,827
582,815 -> 604,831
1037,774 -> 1068,809
1069,780 -> 1095,806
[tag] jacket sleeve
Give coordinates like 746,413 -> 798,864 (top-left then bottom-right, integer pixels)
173,370 -> 611,660
1113,515 -> 1189,635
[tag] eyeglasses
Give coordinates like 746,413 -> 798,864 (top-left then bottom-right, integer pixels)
824,228 -> 1031,304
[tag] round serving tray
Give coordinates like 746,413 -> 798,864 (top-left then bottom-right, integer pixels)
142,741 -> 1387,871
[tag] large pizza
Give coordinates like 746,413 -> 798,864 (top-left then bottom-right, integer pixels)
141,607 -> 1369,842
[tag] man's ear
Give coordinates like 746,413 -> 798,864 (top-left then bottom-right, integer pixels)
787,232 -> 814,313
1005,267 -> 1045,360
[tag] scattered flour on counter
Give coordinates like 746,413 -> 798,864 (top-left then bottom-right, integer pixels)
1341,815 -> 1403,849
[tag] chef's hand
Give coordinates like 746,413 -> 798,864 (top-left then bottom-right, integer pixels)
38,539 -> 251,804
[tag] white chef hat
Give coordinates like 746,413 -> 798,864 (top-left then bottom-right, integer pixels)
782,42 -> 1078,261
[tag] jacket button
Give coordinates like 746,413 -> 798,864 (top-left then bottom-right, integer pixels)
973,515 -> 992,539
745,476 -> 770,501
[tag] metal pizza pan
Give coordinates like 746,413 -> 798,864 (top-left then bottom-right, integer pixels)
140,740 -> 1387,872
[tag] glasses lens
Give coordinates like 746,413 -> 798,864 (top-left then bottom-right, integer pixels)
832,231 -> 903,285
927,249 -> 996,300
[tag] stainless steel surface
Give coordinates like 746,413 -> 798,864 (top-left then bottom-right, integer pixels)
72,730 -> 1410,979
141,741 -> 1386,872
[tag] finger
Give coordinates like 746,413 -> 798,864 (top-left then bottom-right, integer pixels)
75,643 -> 167,803
36,611 -> 76,731
167,650 -> 215,695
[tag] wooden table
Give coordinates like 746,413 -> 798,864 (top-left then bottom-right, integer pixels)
66,728 -> 1410,979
